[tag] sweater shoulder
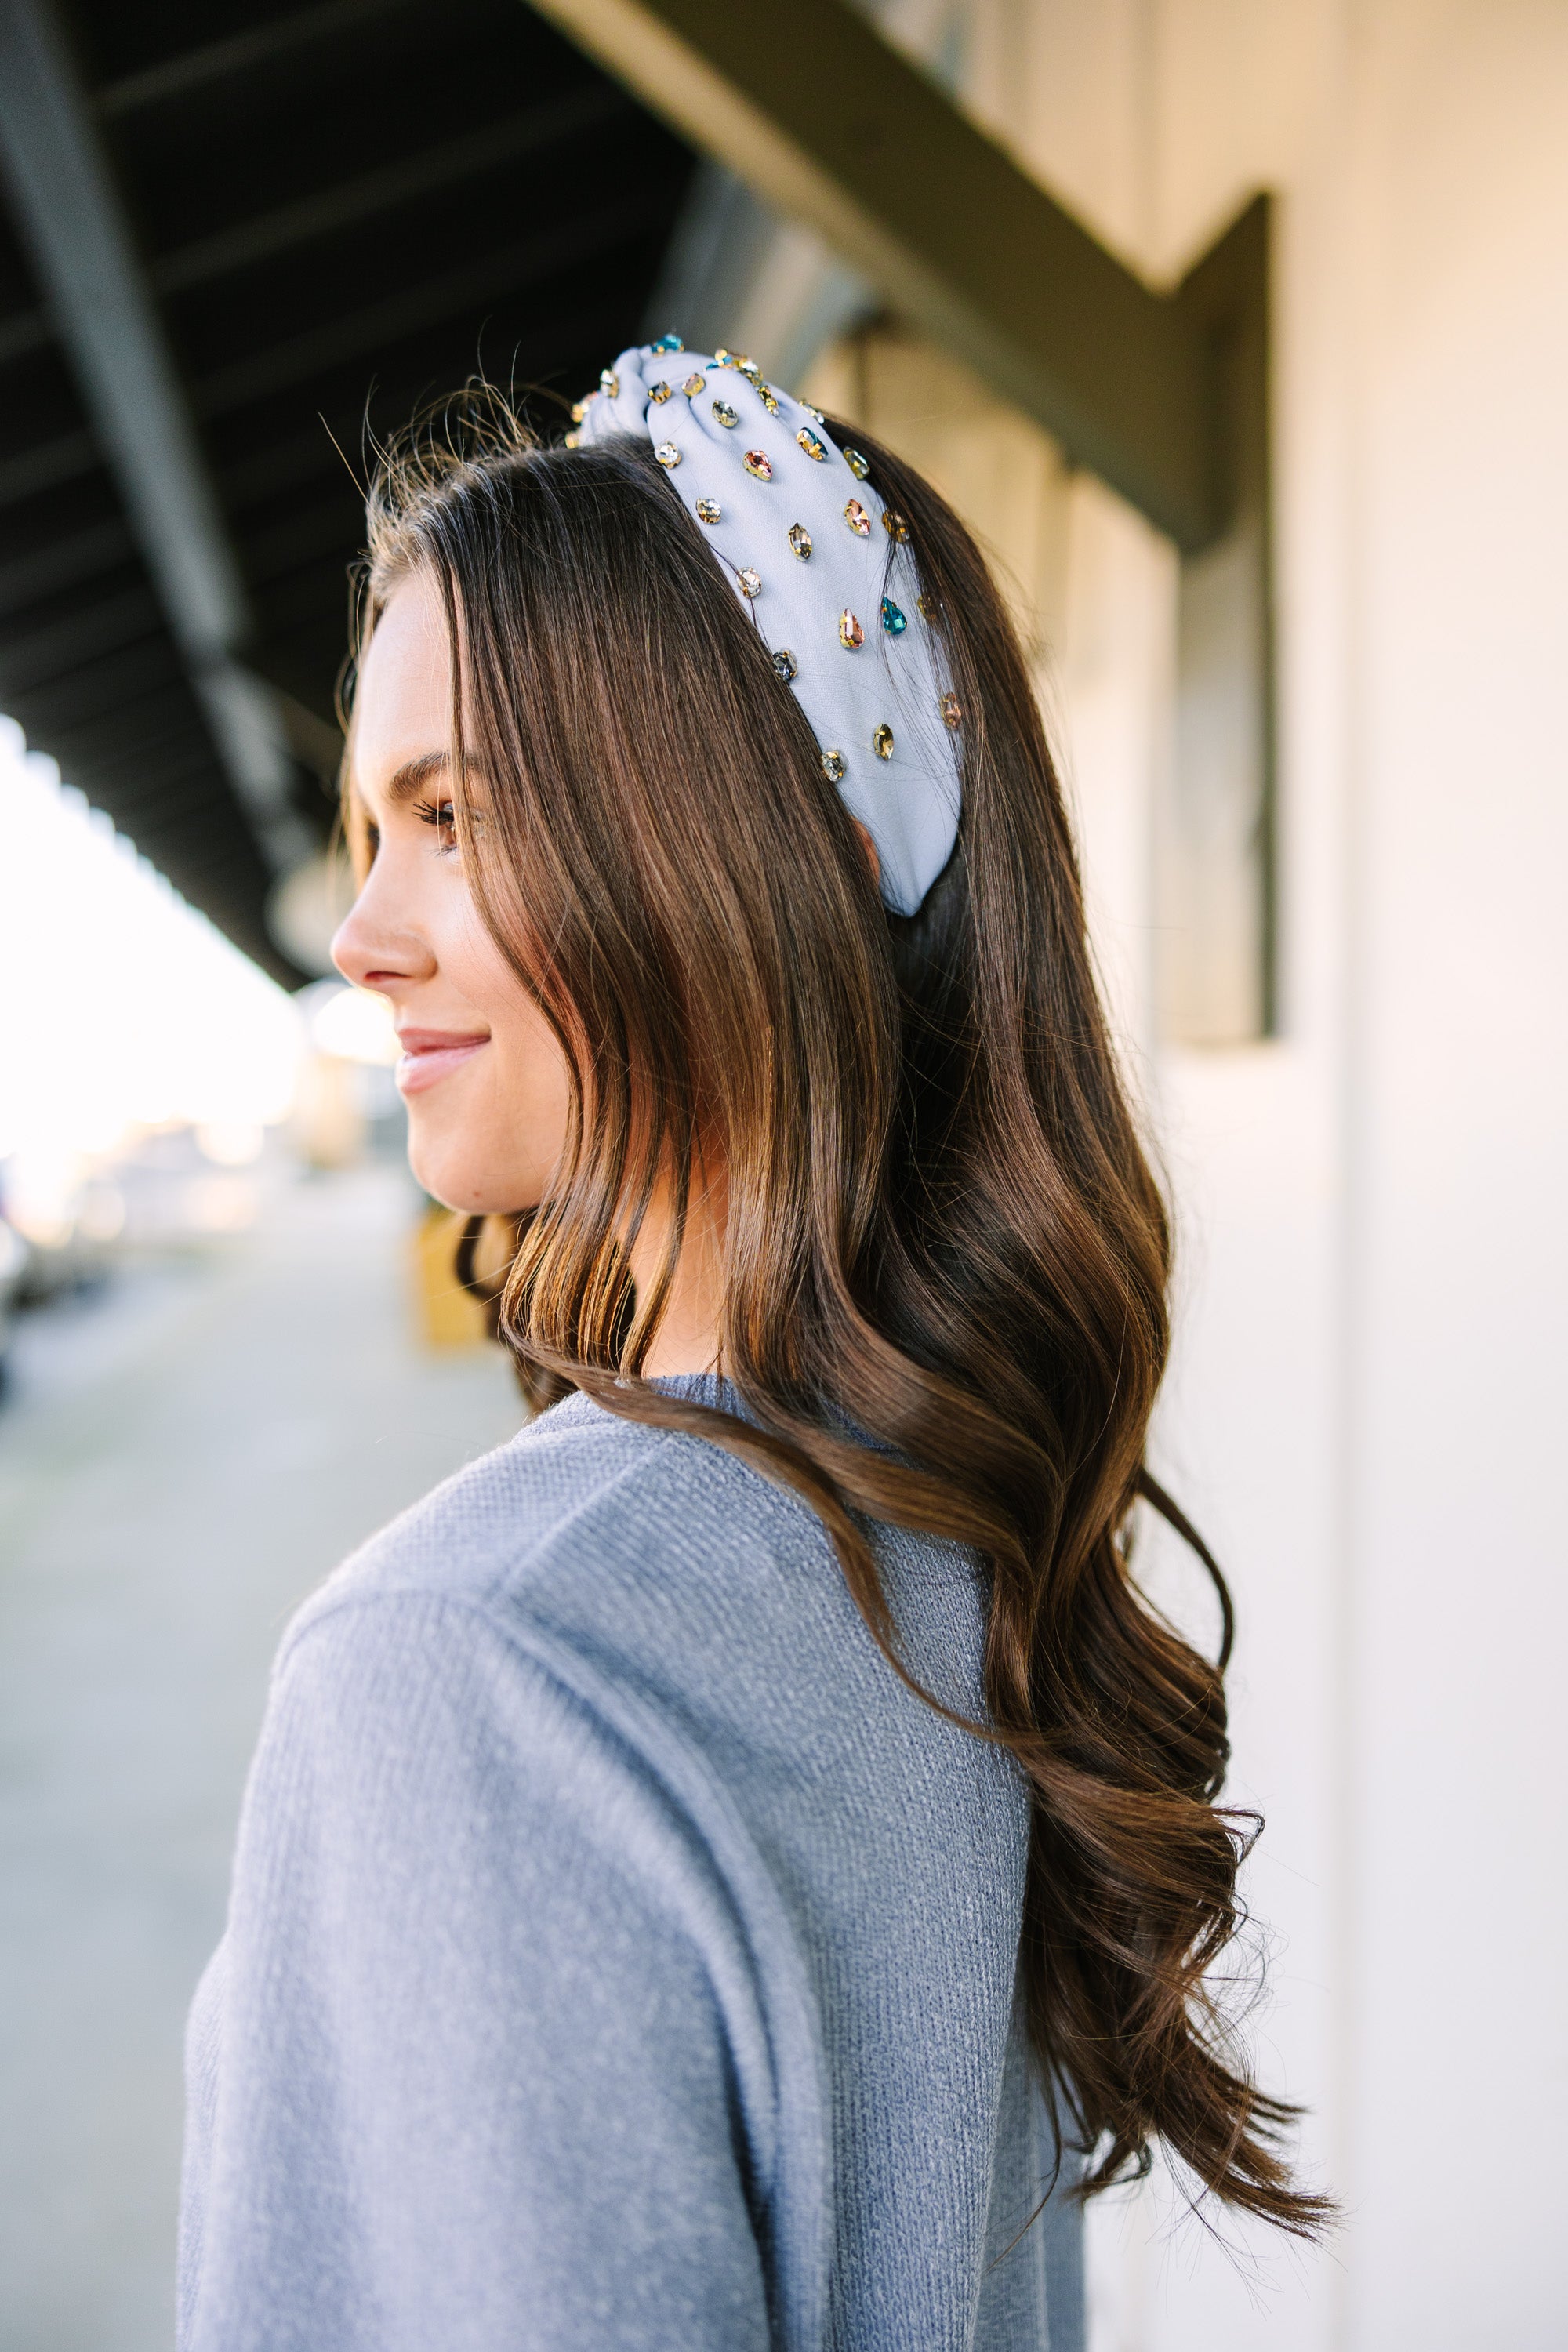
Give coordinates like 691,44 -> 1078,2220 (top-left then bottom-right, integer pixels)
281,1391 -> 824,1664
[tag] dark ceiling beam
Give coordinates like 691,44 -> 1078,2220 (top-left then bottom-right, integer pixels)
0,0 -> 314,870
94,0 -> 419,118
187,212 -> 649,418
528,0 -> 1245,552
151,85 -> 630,297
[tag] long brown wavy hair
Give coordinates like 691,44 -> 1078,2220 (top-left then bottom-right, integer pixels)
347,383 -> 1328,2237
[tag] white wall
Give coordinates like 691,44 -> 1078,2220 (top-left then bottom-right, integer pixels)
823,4 -> 1568,2343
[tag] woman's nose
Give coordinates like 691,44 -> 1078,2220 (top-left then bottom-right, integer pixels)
331,862 -> 434,993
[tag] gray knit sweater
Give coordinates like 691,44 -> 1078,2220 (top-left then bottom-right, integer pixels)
179,1379 -> 1084,2350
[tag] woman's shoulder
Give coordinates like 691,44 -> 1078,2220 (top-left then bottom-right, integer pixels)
278,1387 -> 831,1690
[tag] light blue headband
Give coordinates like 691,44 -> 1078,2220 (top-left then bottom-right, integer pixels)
570,337 -> 962,916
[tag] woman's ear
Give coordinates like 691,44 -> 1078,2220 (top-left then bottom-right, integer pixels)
852,819 -> 881,891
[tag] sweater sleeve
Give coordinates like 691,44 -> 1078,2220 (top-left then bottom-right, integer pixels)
178,1591 -> 773,2352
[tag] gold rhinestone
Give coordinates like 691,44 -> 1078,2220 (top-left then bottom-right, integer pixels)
844,499 -> 871,537
873,723 -> 895,760
802,405 -> 826,423
757,384 -> 780,413
713,399 -> 739,427
821,749 -> 846,783
682,372 -> 706,397
772,648 -> 798,682
882,509 -> 910,541
648,380 -> 673,405
839,609 -> 865,651
743,448 -> 773,481
844,448 -> 870,480
917,593 -> 938,622
571,398 -> 587,423
600,368 -> 619,397
655,441 -> 681,469
564,430 -> 580,448
797,426 -> 826,461
713,347 -> 732,365
738,567 -> 761,597
939,691 -> 962,729
787,522 -> 812,560
695,498 -> 721,524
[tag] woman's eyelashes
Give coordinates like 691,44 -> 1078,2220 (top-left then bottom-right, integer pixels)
414,796 -> 458,855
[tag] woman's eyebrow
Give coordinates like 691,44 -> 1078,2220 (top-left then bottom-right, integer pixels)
384,750 -> 451,804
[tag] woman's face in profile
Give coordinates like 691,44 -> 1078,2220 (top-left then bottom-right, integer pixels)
332,568 -> 572,1215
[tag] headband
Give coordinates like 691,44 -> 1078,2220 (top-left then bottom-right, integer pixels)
569,337 -> 962,916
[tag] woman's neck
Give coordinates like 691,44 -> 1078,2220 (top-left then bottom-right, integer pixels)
627,1159 -> 727,1378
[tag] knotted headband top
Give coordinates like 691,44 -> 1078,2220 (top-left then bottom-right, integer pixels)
570,337 -> 962,916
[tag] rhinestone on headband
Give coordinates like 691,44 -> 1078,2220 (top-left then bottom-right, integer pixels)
840,610 -> 865,650
655,441 -> 681,469
738,567 -> 761,597
873,724 -> 895,760
844,499 -> 871,538
881,597 -> 906,634
917,593 -> 938,622
797,427 -> 826,461
772,648 -> 798,681
648,381 -> 673,405
939,691 -> 962,728
682,373 -> 705,397
882,510 -> 910,542
788,523 -> 812,559
695,498 -> 720,524
571,398 -> 587,423
649,332 -> 684,353
713,400 -> 739,427
600,368 -> 619,397
743,449 -> 773,481
844,449 -> 870,480
821,750 -> 846,782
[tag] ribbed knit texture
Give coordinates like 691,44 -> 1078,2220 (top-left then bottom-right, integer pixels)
179,1378 -> 1084,2350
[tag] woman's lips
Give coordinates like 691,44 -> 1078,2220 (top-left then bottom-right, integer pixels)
395,1029 -> 491,1095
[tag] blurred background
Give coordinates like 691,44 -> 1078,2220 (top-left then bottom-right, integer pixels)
0,2 -> 1563,2347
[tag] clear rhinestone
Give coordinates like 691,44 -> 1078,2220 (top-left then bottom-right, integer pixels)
648,380 -> 673,404
839,609 -> 865,651
743,449 -> 773,481
738,567 -> 761,597
682,373 -> 706,397
844,499 -> 871,537
787,522 -> 812,560
844,448 -> 870,480
820,750 -> 847,783
600,368 -> 619,397
713,399 -> 739,427
797,427 -> 826,461
564,431 -> 579,448
571,398 -> 587,423
873,723 -> 895,760
939,691 -> 962,729
695,498 -> 721,524
655,441 -> 681,469
772,648 -> 798,681
802,405 -> 826,423
757,384 -> 780,413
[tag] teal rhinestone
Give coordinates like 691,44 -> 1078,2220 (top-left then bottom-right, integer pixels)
650,332 -> 684,352
881,597 -> 907,635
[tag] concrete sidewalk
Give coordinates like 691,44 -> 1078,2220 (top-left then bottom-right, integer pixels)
0,1167 -> 521,2352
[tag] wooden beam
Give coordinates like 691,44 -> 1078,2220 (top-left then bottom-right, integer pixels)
527,0 -> 1240,550
0,0 -> 314,870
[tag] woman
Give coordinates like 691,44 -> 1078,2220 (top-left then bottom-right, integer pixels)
178,343 -> 1326,2350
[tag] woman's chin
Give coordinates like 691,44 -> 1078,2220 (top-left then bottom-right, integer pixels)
406,1130 -> 534,1218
